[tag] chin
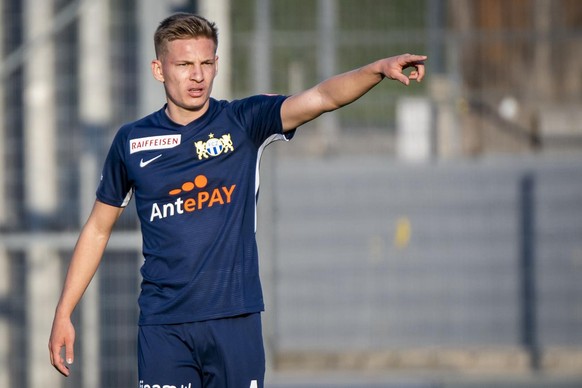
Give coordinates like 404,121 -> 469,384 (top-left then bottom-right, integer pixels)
183,97 -> 209,111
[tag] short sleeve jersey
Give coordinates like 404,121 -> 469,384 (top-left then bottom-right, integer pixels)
96,95 -> 291,325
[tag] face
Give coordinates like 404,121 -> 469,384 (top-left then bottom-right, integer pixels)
151,37 -> 218,123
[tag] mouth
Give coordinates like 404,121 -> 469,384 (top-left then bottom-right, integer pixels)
187,86 -> 205,98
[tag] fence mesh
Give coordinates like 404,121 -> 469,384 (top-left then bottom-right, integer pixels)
1,0 -> 581,386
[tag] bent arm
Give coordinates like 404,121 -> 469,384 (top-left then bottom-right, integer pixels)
281,53 -> 427,131
49,200 -> 124,376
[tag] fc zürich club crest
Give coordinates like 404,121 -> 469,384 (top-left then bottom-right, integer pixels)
194,133 -> 234,160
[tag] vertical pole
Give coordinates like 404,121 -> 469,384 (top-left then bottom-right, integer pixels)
0,249 -> 10,386
0,3 -> 8,382
317,0 -> 337,82
198,0 -> 232,101
79,2 -> 112,386
316,0 -> 339,153
426,0 -> 445,159
24,0 -> 61,386
533,0 -> 553,101
28,248 -> 62,387
253,0 -> 272,94
137,0 -> 171,118
519,173 -> 540,370
252,0 -> 278,371
448,0 -> 472,158
426,0 -> 445,75
0,0 -> 6,227
23,0 -> 58,218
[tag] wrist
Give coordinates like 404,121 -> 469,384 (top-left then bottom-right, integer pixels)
54,304 -> 74,320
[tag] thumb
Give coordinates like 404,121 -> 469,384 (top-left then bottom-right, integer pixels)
392,73 -> 410,86
65,335 -> 75,365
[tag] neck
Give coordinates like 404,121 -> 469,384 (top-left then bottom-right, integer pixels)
165,102 -> 210,125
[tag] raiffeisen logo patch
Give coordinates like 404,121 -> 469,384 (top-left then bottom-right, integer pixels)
130,134 -> 181,154
149,174 -> 236,222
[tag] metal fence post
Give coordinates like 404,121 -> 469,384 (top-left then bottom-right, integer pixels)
519,172 -> 540,370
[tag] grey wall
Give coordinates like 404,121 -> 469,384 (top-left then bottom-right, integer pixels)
268,156 -> 582,352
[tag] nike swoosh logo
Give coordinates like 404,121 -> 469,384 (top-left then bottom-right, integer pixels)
140,154 -> 162,168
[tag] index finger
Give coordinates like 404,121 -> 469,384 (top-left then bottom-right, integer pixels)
49,342 -> 70,377
403,54 -> 427,82
403,54 -> 428,63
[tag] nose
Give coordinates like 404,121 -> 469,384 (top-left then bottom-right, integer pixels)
189,64 -> 203,82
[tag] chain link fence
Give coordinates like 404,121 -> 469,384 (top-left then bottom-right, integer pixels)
1,0 -> 581,386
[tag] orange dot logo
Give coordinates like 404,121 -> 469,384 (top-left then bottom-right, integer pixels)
182,182 -> 195,192
169,175 -> 208,196
194,175 -> 207,188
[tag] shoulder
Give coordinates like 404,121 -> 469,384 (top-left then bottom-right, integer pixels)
214,94 -> 286,110
111,107 -> 168,144
230,94 -> 288,108
223,95 -> 288,120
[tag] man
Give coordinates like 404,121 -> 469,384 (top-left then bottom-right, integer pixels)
49,12 -> 426,388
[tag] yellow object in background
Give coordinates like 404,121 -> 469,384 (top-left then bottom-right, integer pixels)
394,217 -> 412,249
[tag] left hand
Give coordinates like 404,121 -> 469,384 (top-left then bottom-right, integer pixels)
380,54 -> 427,85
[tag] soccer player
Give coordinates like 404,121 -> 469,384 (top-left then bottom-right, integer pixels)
49,13 -> 426,388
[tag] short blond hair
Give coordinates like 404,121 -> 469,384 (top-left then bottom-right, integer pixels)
154,13 -> 218,58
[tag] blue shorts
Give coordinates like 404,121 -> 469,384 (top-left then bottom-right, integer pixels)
138,313 -> 265,388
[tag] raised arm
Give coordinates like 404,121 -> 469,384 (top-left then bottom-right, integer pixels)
281,53 -> 427,131
48,200 -> 124,376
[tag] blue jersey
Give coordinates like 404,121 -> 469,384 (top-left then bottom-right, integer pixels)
96,95 -> 291,325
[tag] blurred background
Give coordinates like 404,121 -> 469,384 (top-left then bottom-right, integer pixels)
1,0 -> 581,387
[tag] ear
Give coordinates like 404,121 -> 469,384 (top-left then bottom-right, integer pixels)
214,55 -> 219,76
151,59 -> 164,82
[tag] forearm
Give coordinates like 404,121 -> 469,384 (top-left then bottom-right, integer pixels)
315,61 -> 384,112
281,63 -> 382,130
50,201 -> 121,375
281,54 -> 426,131
54,222 -> 110,318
